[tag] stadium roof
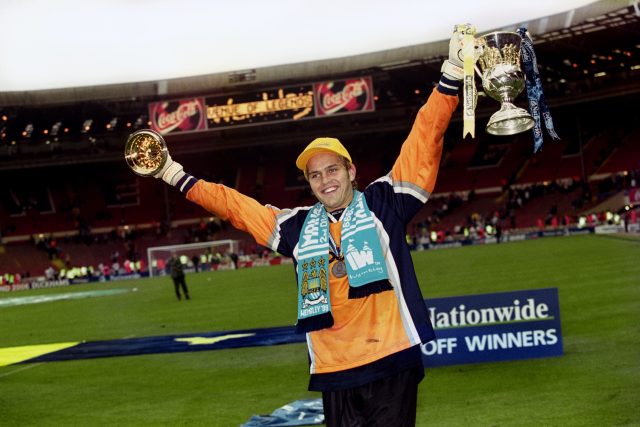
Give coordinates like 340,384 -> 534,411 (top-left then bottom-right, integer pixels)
0,0 -> 635,106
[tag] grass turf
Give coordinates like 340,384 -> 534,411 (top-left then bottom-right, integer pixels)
0,234 -> 638,426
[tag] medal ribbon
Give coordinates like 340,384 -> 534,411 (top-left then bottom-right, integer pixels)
327,233 -> 342,261
327,233 -> 346,277
462,24 -> 477,139
518,27 -> 560,153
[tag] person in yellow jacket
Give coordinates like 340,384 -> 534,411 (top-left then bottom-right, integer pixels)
140,26 -> 470,427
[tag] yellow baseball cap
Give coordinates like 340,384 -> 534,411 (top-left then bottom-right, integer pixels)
296,137 -> 352,172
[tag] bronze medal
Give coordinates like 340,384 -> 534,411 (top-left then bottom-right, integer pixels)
331,260 -> 347,278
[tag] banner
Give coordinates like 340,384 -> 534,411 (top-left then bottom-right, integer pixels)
148,77 -> 375,136
594,224 -> 625,234
422,288 -> 563,367
0,279 -> 71,292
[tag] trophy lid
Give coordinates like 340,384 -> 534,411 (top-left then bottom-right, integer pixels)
477,31 -> 522,49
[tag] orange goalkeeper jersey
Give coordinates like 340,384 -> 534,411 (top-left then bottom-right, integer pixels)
182,87 -> 458,390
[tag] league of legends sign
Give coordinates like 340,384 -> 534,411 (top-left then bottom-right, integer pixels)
148,77 -> 375,136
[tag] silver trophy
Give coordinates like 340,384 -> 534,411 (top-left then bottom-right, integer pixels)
124,129 -> 168,176
475,31 -> 535,135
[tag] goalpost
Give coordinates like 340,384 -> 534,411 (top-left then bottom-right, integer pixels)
147,239 -> 240,277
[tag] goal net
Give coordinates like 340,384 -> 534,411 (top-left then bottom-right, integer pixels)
147,239 -> 240,277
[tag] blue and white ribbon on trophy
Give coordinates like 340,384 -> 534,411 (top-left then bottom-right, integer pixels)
518,27 -> 560,153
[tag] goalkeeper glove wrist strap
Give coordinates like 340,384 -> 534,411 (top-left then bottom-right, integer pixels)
437,73 -> 463,96
174,173 -> 197,194
162,162 -> 197,194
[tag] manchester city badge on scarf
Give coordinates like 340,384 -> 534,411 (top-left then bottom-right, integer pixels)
295,204 -> 334,333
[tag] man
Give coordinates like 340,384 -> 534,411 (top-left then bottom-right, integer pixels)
191,254 -> 200,272
145,25 -> 470,426
168,252 -> 190,301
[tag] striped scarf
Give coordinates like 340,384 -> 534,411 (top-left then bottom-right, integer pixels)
295,191 -> 392,333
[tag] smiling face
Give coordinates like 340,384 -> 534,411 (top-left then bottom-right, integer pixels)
306,152 -> 356,211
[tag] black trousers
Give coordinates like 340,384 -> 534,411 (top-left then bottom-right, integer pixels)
172,276 -> 190,300
322,366 -> 423,427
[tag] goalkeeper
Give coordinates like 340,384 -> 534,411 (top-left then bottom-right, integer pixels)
141,25 -> 470,427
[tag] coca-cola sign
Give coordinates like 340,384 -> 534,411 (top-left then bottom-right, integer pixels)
149,98 -> 207,135
314,77 -> 375,117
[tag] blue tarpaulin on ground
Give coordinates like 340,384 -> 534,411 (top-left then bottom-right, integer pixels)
241,398 -> 324,427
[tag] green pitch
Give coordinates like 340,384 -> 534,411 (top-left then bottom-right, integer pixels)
0,234 -> 638,426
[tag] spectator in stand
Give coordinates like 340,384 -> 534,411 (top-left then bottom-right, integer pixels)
168,252 -> 190,301
156,258 -> 166,275
199,252 -> 209,271
101,263 -> 111,280
494,216 -> 503,243
228,251 -> 239,270
45,266 -> 56,280
49,238 -> 58,259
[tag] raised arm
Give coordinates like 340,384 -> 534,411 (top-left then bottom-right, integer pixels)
185,180 -> 282,251
124,130 -> 286,253
390,89 -> 459,194
390,25 -> 474,193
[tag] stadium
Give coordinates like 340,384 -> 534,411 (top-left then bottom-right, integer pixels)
1,1 -> 639,426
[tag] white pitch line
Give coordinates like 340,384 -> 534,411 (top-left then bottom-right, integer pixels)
0,363 -> 42,378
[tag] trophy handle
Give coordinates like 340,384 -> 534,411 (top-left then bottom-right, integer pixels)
474,64 -> 483,79
472,38 -> 485,79
124,129 -> 169,177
